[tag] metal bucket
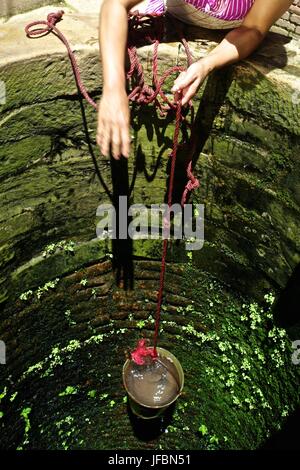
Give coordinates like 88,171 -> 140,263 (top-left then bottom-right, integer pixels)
123,347 -> 184,420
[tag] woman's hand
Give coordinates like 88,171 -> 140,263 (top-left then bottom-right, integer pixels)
97,88 -> 131,160
171,59 -> 213,106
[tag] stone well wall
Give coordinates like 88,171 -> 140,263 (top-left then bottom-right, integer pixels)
0,3 -> 300,451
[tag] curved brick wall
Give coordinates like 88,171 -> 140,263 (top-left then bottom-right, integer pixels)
273,0 -> 300,37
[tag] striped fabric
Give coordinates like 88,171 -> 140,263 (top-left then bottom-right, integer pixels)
145,0 -> 254,21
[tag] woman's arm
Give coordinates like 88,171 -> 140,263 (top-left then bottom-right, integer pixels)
97,0 -> 140,159
172,0 -> 294,105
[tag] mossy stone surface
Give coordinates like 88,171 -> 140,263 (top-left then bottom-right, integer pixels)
0,11 -> 300,449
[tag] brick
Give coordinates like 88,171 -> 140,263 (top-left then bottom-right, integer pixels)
276,18 -> 296,32
287,23 -> 296,32
290,5 -> 300,14
270,25 -> 290,37
290,13 -> 300,25
281,11 -> 290,20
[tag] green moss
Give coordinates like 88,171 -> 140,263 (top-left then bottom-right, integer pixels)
0,136 -> 52,179
1,35 -> 300,451
11,239 -> 109,297
228,63 -> 300,136
1,261 -> 298,450
58,386 -> 78,397
17,407 -> 32,450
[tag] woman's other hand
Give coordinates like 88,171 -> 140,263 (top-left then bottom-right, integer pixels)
171,59 -> 213,106
97,88 -> 130,160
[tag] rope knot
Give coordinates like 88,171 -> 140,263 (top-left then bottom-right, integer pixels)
181,162 -> 200,206
186,179 -> 199,192
47,10 -> 64,28
187,161 -> 200,189
131,339 -> 157,365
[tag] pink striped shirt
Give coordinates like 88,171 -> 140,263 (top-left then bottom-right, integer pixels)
145,0 -> 254,21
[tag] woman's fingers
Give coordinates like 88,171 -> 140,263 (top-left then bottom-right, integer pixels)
172,78 -> 199,106
181,80 -> 200,106
172,88 -> 181,103
171,61 -> 209,104
112,127 -> 121,160
121,126 -> 130,159
96,129 -> 102,148
97,91 -> 131,159
98,122 -> 130,159
100,125 -> 111,157
171,71 -> 187,93
172,70 -> 195,93
97,110 -> 109,157
96,115 -> 103,147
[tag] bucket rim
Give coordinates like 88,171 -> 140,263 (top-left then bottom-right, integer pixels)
122,347 -> 184,409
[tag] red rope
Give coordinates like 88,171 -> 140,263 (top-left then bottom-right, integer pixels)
153,102 -> 183,353
25,10 -> 97,110
25,10 -> 200,356
181,161 -> 200,206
